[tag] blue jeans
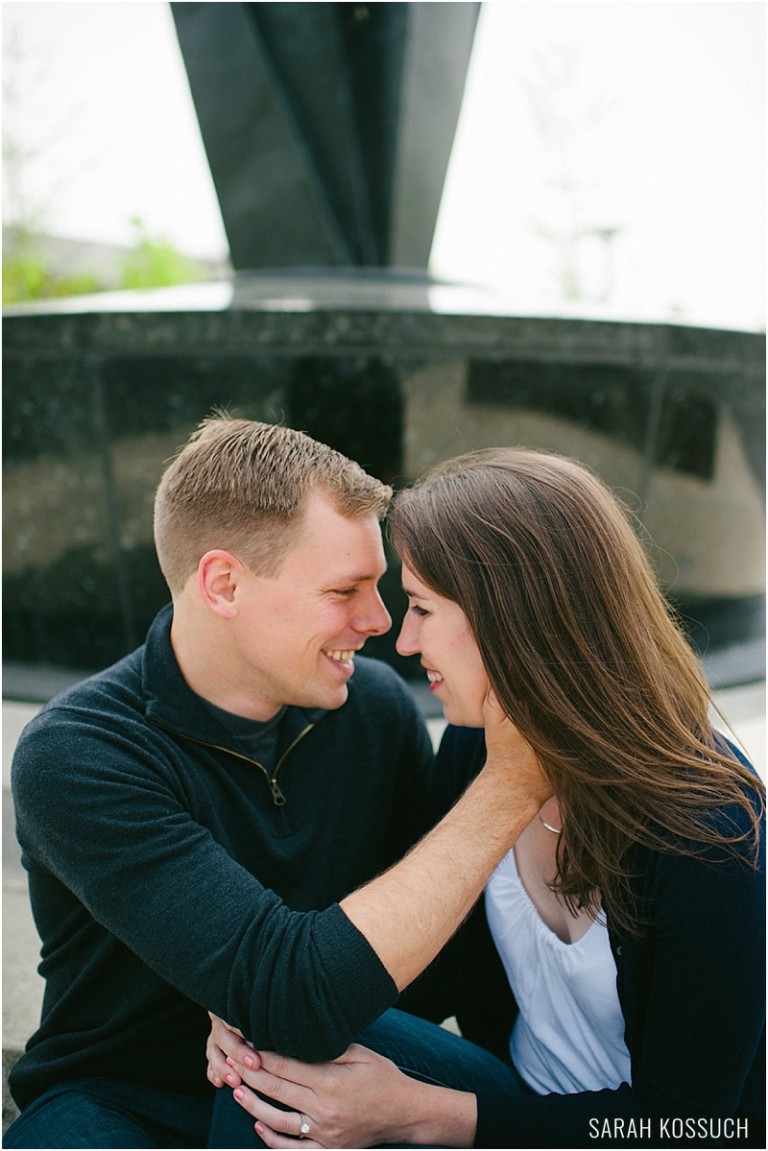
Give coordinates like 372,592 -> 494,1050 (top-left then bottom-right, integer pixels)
207,1008 -> 528,1148
3,1079 -> 213,1148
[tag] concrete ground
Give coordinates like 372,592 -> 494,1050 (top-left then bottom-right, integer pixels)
2,680 -> 765,1130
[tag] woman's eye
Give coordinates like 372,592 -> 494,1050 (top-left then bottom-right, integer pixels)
410,604 -> 428,618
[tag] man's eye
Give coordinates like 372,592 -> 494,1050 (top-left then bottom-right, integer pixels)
333,588 -> 357,597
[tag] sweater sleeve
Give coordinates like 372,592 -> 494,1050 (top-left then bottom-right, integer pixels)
12,709 -> 398,1063
473,806 -> 766,1148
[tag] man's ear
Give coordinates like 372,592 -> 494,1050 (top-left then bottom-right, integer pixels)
197,550 -> 244,618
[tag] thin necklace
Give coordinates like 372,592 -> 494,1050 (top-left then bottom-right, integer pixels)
538,813 -> 563,834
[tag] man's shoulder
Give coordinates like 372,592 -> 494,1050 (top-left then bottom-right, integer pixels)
49,645 -> 142,706
347,653 -> 426,713
348,654 -> 415,703
436,723 -> 485,765
339,657 -> 430,743
14,647 -> 146,755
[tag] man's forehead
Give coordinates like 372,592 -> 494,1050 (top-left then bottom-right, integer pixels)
295,490 -> 383,536
321,566 -> 383,586
278,494 -> 384,572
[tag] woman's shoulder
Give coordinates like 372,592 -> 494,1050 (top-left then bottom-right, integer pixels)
436,724 -> 486,773
630,774 -> 765,891
699,731 -> 764,844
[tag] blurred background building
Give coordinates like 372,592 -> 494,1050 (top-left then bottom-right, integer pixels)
3,1 -> 764,696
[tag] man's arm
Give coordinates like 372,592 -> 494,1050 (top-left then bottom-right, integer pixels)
15,697 -> 544,1064
340,707 -> 548,990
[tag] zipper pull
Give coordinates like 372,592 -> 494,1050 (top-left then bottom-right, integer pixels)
270,779 -> 287,807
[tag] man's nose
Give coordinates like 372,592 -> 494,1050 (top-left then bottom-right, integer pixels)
354,589 -> 391,636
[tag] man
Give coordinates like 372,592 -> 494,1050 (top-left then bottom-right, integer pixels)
6,418 -> 435,1147
7,417 -> 545,1149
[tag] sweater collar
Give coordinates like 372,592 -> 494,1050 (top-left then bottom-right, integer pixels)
141,604 -> 326,744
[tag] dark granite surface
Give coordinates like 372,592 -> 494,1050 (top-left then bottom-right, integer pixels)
4,277 -> 764,687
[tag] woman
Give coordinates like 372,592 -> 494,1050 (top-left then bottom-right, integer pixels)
207,448 -> 765,1148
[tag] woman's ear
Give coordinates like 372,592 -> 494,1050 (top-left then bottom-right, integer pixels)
197,550 -> 243,618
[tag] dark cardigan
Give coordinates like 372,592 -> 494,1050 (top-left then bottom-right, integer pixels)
412,725 -> 765,1149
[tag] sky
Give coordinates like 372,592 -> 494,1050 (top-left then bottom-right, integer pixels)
2,1 -> 765,330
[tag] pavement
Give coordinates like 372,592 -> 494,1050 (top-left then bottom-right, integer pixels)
2,679 -> 765,1130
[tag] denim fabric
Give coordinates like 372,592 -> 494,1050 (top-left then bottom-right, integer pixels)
3,1079 -> 213,1149
207,1007 -> 527,1148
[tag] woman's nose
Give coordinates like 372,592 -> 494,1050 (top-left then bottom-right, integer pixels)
395,612 -> 418,657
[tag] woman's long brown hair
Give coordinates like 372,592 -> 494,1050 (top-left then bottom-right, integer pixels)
389,448 -> 764,935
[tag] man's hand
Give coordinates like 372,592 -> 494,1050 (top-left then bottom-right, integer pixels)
340,697 -> 549,990
482,690 -> 552,807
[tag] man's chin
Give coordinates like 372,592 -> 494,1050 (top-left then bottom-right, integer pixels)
326,684 -> 350,710
299,683 -> 349,712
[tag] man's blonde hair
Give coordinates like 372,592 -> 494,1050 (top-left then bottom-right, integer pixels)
154,416 -> 392,593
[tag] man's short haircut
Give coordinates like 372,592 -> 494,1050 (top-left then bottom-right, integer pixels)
154,416 -> 392,593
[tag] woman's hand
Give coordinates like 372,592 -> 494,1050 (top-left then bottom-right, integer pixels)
226,1043 -> 476,1149
206,1012 -> 258,1090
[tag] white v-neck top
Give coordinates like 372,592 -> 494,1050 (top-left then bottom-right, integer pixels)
484,847 -> 631,1095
